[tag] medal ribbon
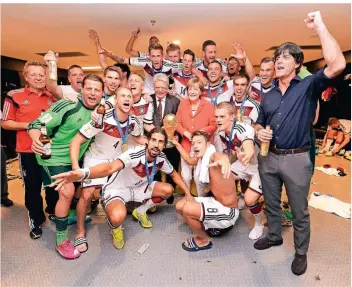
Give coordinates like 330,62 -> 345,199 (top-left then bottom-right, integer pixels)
113,109 -> 130,145
227,119 -> 237,157
207,84 -> 221,107
145,152 -> 157,186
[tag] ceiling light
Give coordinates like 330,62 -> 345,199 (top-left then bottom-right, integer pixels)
173,40 -> 180,45
81,66 -> 102,70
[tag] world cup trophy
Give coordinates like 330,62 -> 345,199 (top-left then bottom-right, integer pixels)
163,113 -> 177,148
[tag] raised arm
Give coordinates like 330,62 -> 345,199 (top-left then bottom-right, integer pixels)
88,29 -> 109,70
125,29 -> 141,57
99,47 -> 129,65
43,50 -> 63,100
231,43 -> 256,81
304,11 -> 346,78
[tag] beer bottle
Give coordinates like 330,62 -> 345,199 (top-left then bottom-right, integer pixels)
48,60 -> 57,81
95,98 -> 106,129
260,125 -> 271,156
39,122 -> 51,160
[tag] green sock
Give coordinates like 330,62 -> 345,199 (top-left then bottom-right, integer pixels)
68,209 -> 76,218
70,197 -> 79,210
56,216 -> 68,246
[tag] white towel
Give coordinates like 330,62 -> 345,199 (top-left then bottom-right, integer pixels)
309,192 -> 351,219
315,166 -> 341,177
195,144 -> 216,185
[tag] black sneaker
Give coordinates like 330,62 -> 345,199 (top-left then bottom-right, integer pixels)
166,195 -> 174,204
48,214 -> 56,222
253,236 -> 283,250
30,226 -> 42,239
291,253 -> 307,276
1,198 -> 13,207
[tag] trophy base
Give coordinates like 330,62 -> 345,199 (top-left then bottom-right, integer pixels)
165,141 -> 174,149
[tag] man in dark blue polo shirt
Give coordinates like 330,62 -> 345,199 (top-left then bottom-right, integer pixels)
254,11 -> 345,276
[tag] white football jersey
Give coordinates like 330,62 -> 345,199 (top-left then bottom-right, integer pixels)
233,96 -> 260,124
79,109 -> 142,160
195,58 -> 227,80
201,80 -> 234,106
249,76 -> 274,103
108,146 -> 174,189
173,71 -> 194,100
129,57 -> 182,94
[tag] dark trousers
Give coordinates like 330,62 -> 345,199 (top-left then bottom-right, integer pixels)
258,151 -> 312,255
154,146 -> 180,189
1,147 -> 9,200
309,126 -> 316,172
19,153 -> 58,226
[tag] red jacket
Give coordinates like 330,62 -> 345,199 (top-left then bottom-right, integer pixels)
176,98 -> 216,152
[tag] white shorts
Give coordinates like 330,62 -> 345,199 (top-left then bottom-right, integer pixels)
101,180 -> 157,208
195,197 -> 239,230
82,157 -> 112,188
231,161 -> 262,194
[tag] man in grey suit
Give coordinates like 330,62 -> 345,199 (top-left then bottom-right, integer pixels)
144,73 -> 181,204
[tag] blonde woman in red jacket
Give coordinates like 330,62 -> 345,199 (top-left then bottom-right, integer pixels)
176,78 -> 217,196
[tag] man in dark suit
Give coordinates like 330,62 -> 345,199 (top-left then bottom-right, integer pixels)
144,73 -> 181,203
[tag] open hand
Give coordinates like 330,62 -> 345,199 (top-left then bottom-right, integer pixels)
231,42 -> 247,61
235,146 -> 250,167
50,170 -> 85,191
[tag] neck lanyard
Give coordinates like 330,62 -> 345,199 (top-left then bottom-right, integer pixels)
113,109 -> 130,145
227,120 -> 237,157
208,84 -> 221,107
181,70 -> 193,78
145,151 -> 157,186
152,66 -> 162,77
237,95 -> 247,114
104,92 -> 110,101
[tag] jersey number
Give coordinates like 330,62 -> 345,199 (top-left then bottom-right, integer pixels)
207,208 -> 218,213
180,87 -> 186,96
113,140 -> 120,149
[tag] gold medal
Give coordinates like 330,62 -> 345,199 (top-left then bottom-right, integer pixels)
122,143 -> 128,152
148,185 -> 152,191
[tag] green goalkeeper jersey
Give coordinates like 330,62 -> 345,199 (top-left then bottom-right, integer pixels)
28,98 -> 94,166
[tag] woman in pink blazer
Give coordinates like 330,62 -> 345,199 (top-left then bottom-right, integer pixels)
176,78 -> 217,196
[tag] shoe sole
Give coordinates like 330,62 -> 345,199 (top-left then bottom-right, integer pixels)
254,240 -> 283,250
56,248 -> 80,260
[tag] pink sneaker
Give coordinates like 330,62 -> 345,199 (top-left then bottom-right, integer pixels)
56,240 -> 80,259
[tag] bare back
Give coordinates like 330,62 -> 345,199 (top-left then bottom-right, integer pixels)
208,153 -> 238,208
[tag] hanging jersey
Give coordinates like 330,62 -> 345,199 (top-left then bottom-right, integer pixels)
195,58 -> 227,80
173,71 -> 194,99
108,146 -> 174,189
129,57 -> 182,94
233,97 -> 260,124
80,109 -> 142,160
249,76 -> 274,103
201,80 -> 234,106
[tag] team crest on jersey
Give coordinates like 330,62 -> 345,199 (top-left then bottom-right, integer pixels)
132,160 -> 163,178
41,113 -> 53,124
22,100 -> 30,105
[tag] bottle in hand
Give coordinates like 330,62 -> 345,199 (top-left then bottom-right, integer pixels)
95,98 -> 106,129
40,122 -> 51,159
260,125 -> 271,156
48,60 -> 57,81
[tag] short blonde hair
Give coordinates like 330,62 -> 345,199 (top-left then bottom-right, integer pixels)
187,78 -> 204,92
23,61 -> 46,77
153,73 -> 169,88
216,101 -> 235,115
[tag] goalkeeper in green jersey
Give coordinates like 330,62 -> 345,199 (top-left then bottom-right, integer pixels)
28,74 -> 104,259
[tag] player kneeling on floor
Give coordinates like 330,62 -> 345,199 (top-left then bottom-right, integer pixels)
51,127 -> 192,251
175,130 -> 239,252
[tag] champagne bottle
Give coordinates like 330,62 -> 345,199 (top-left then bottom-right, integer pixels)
260,125 -> 271,156
95,98 -> 106,129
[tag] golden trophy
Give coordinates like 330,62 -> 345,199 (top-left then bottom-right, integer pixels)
163,113 -> 177,148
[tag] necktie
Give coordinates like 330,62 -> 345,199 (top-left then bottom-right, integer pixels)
157,99 -> 163,121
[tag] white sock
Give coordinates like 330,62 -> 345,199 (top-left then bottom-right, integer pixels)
249,212 -> 264,240
324,139 -> 333,150
238,197 -> 246,210
332,143 -> 340,150
136,199 -> 155,214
